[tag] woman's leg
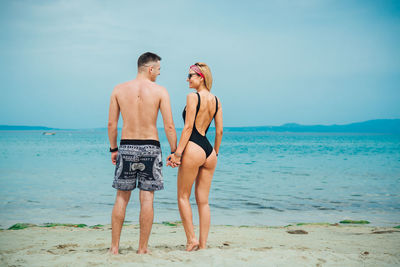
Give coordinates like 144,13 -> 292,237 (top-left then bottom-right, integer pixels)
177,142 -> 205,251
195,150 -> 217,249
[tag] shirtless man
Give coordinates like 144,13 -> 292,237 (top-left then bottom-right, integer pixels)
107,52 -> 177,254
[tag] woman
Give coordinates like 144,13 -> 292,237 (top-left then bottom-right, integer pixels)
168,62 -> 223,251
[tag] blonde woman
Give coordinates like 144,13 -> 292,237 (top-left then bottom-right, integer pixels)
168,63 -> 223,251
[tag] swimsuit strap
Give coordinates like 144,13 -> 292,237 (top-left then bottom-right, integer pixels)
213,96 -> 218,118
195,92 -> 200,116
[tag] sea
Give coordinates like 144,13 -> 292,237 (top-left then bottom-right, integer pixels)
0,129 -> 399,228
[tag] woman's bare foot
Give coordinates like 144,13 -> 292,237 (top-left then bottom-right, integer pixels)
198,244 -> 207,250
186,239 -> 199,252
108,247 -> 119,255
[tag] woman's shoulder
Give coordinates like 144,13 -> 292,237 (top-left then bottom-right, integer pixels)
212,94 -> 221,108
186,92 -> 199,99
208,92 -> 220,103
186,92 -> 199,106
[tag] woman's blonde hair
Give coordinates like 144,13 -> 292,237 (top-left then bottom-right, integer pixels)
195,62 -> 213,91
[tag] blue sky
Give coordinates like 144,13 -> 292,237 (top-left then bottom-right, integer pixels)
0,0 -> 399,128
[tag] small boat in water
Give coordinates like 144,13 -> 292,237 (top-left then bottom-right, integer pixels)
42,132 -> 56,135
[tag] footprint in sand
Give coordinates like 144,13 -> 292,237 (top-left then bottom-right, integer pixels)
56,243 -> 79,249
47,244 -> 80,255
317,258 -> 327,264
371,230 -> 400,234
250,247 -> 273,251
287,230 -> 308,234
154,244 -> 185,252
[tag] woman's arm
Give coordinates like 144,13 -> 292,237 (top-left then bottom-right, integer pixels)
214,97 -> 223,155
169,93 -> 198,163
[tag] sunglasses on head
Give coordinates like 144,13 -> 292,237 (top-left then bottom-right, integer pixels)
187,73 -> 199,79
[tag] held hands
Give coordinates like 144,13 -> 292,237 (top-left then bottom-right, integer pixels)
166,153 -> 181,168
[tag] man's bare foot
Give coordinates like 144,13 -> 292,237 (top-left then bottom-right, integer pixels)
108,247 -> 119,255
137,248 -> 150,254
186,239 -> 199,252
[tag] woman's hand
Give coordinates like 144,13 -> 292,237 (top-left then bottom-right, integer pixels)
167,153 -> 181,168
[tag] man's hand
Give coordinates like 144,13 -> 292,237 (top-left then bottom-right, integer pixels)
111,151 -> 118,165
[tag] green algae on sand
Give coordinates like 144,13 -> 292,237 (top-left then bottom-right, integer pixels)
89,224 -> 104,229
339,220 -> 370,224
296,222 -> 332,226
42,223 -> 87,228
6,222 -> 108,230
8,223 -> 37,230
161,221 -> 181,227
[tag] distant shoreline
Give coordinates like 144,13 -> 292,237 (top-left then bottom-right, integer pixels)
1,119 -> 400,133
0,125 -> 57,131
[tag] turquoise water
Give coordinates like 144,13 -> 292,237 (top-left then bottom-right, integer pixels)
0,130 -> 399,228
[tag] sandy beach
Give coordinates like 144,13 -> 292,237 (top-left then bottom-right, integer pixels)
0,223 -> 399,266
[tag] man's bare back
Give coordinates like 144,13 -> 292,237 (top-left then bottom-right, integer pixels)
108,60 -> 176,157
112,79 -> 166,140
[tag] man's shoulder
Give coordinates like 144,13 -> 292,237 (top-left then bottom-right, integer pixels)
114,80 -> 133,90
150,83 -> 168,98
111,81 -> 132,96
135,79 -> 166,92
151,82 -> 166,91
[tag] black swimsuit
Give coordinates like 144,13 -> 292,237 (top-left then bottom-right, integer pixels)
182,92 -> 218,158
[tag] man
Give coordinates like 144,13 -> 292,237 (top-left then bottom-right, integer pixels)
107,52 -> 177,254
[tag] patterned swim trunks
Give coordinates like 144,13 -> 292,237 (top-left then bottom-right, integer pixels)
112,139 -> 163,191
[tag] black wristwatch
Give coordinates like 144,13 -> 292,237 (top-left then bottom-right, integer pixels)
109,147 -> 118,152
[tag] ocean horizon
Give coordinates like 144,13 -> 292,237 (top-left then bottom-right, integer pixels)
1,118 -> 400,133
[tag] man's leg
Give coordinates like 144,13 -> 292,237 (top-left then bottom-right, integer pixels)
110,190 -> 132,254
138,190 -> 154,254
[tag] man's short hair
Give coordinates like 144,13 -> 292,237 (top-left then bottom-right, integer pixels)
138,52 -> 161,68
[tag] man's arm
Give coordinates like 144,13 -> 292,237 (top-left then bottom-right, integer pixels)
159,87 -> 177,153
108,90 -> 120,165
